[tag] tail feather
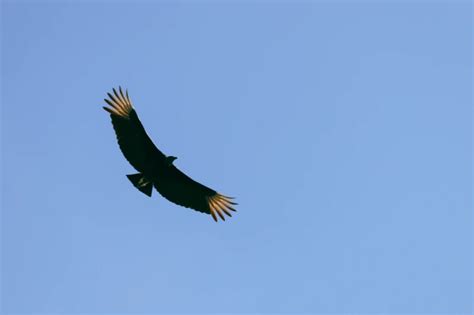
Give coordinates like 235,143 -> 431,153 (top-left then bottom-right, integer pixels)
127,173 -> 153,197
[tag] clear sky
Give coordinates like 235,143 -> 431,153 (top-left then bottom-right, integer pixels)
1,1 -> 472,314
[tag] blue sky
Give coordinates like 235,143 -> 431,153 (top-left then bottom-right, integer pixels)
1,1 -> 472,313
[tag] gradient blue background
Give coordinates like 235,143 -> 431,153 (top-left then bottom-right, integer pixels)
1,1 -> 472,313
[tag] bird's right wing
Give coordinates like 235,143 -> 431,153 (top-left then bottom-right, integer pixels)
154,164 -> 237,222
103,87 -> 166,173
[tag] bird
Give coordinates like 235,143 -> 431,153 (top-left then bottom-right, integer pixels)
102,87 -> 237,222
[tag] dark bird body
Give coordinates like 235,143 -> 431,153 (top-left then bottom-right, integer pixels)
103,87 -> 236,221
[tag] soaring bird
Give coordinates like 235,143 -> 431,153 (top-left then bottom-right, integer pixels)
103,87 -> 236,222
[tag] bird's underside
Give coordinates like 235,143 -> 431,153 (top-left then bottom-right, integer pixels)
103,87 -> 237,222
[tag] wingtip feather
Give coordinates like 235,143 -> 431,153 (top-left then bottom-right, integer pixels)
103,87 -> 133,118
207,193 -> 237,222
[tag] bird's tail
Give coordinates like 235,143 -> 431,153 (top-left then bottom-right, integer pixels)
127,173 -> 153,197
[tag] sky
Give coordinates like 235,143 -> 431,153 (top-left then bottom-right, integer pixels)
1,1 -> 472,314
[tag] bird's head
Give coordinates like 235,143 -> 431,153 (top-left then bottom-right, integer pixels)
166,156 -> 178,166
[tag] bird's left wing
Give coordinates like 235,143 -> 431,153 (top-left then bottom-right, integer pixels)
103,87 -> 166,173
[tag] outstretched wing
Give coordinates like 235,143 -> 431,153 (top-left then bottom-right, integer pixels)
103,87 -> 166,173
154,165 -> 237,222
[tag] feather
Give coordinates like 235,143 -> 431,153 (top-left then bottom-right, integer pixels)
212,196 -> 233,216
209,197 -> 230,220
